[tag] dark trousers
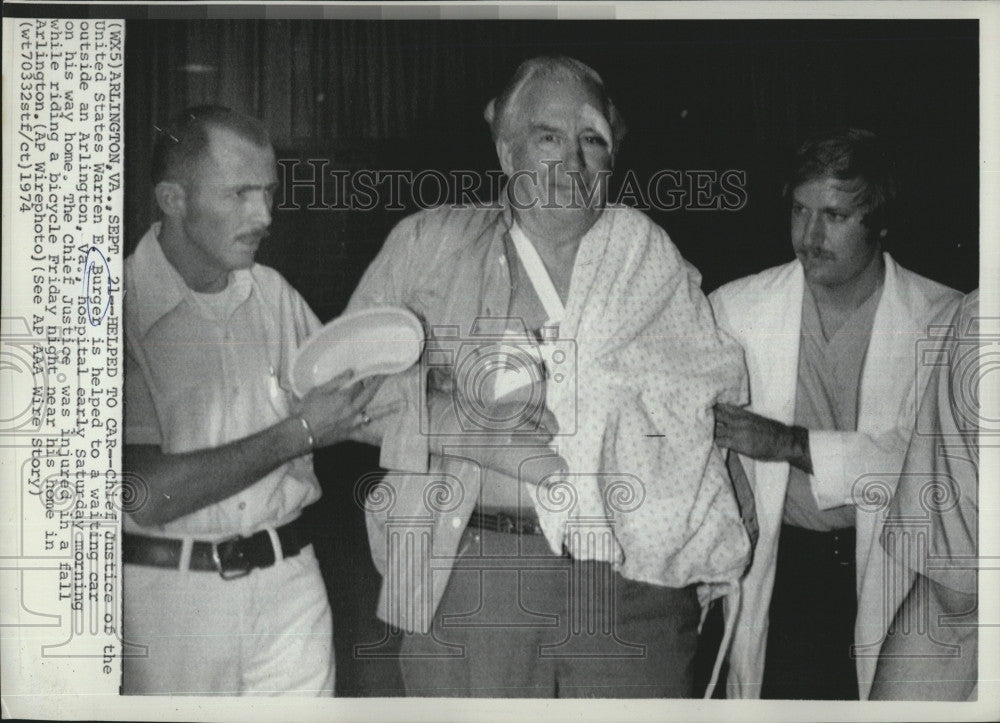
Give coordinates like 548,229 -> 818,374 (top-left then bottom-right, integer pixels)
761,524 -> 859,700
399,527 -> 700,698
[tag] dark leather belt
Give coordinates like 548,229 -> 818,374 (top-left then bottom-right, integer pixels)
123,517 -> 310,579
467,507 -> 544,536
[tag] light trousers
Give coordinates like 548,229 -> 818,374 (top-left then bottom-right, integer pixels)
124,544 -> 334,696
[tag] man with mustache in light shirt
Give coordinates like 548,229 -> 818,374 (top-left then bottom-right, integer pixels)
710,128 -> 961,699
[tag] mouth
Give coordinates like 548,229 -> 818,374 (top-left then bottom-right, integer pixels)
547,178 -> 601,202
236,231 -> 268,247
797,249 -> 835,263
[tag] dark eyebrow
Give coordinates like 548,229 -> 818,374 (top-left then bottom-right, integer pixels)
819,200 -> 859,214
530,123 -> 562,135
530,122 -> 607,143
234,181 -> 279,193
790,193 -> 858,214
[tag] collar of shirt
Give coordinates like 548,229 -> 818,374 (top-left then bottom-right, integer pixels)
130,222 -> 254,337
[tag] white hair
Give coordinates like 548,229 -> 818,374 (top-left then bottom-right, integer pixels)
483,56 -> 627,153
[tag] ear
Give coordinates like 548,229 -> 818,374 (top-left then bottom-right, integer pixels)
607,99 -> 627,153
483,98 -> 497,126
496,138 -> 515,178
154,181 -> 186,219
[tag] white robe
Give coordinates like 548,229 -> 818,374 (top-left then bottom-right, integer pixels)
709,253 -> 960,699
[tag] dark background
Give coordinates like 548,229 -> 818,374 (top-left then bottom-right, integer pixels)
122,19 -> 980,696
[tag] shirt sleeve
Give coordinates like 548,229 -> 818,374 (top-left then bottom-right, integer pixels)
808,427 -> 912,509
346,214 -> 431,473
881,293 -> 979,594
124,343 -> 162,446
289,283 -> 323,340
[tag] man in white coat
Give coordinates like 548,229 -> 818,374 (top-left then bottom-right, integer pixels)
710,128 -> 960,699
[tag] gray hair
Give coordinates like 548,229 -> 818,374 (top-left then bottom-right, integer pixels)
483,56 -> 627,153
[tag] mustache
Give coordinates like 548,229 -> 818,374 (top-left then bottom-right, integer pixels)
797,248 -> 835,260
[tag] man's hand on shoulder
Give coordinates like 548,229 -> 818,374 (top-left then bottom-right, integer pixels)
714,402 -> 813,473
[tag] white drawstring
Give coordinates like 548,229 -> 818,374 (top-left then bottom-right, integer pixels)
703,581 -> 740,699
698,596 -> 712,634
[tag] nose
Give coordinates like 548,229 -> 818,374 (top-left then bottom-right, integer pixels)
247,190 -> 272,228
563,140 -> 586,173
797,212 -> 824,249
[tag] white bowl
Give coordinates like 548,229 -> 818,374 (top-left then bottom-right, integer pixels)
290,307 -> 424,396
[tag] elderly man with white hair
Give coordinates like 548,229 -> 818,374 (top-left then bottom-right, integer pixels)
348,56 -> 750,698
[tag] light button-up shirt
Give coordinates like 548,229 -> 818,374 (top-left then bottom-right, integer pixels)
124,225 -> 322,538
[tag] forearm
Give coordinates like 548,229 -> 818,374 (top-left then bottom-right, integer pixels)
124,417 -> 310,526
714,403 -> 812,472
425,390 -> 562,483
425,398 -> 520,477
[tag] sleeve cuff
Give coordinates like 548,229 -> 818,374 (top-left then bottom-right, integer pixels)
808,430 -> 851,509
377,370 -> 429,473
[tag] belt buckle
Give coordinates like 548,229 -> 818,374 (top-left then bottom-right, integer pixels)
497,512 -> 516,534
212,534 -> 253,580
